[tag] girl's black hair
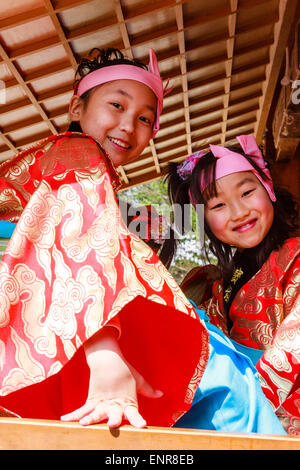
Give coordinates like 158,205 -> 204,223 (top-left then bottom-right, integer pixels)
68,48 -> 148,131
165,146 -> 299,278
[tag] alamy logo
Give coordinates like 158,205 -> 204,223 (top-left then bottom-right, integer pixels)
291,80 -> 300,105
118,199 -> 205,246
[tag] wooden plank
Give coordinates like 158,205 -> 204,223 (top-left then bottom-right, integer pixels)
175,1 -> 192,155
0,132 -> 17,152
255,0 -> 298,143
43,0 -> 78,71
0,7 -> 48,33
0,418 -> 300,450
0,44 -> 57,136
221,0 -> 237,145
124,0 -> 189,22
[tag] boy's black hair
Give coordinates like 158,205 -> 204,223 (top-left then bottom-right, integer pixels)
165,146 -> 299,278
68,47 -> 148,131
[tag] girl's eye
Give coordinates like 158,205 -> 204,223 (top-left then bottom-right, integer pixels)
111,102 -> 122,110
139,116 -> 152,125
210,202 -> 225,210
242,188 -> 255,197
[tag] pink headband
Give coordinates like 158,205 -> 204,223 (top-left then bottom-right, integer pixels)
76,49 -> 170,138
179,135 -> 276,203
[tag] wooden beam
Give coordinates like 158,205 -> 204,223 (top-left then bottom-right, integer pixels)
221,0 -> 238,145
0,0 -> 96,33
67,17 -> 118,42
183,6 -> 231,30
0,132 -> 17,152
52,0 -> 94,11
15,131 -> 52,150
2,115 -> 43,135
124,0 -> 190,22
276,138 -> 300,161
255,0 -> 298,143
113,0 -> 133,57
175,1 -> 192,155
185,32 -> 229,54
0,0 -> 278,66
0,7 -> 48,33
8,36 -> 61,61
117,166 -> 129,185
43,0 -> 78,71
0,44 -> 57,136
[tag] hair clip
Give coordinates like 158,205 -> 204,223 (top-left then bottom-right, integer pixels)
177,151 -> 206,180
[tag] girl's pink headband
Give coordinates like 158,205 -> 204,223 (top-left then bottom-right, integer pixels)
178,135 -> 276,202
76,49 -> 171,138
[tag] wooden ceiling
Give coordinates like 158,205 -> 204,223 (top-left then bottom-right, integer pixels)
0,0 -> 298,190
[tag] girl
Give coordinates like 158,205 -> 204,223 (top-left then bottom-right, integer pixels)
166,135 -> 300,434
0,48 -> 210,428
121,200 -> 285,434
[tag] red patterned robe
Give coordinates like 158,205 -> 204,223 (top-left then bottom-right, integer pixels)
0,132 -> 209,426
182,238 -> 300,434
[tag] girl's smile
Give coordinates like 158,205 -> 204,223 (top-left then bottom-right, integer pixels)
69,79 -> 157,167
232,217 -> 257,233
204,171 -> 274,250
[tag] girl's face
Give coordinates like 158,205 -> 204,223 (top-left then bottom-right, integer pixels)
69,79 -> 157,167
204,171 -> 274,250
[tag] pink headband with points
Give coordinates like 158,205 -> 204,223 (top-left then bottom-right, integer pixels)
76,49 -> 171,138
179,135 -> 276,203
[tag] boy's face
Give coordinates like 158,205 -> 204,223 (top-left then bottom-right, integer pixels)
204,171 -> 274,250
69,79 -> 156,167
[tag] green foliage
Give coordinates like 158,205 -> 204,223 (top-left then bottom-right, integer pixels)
120,178 -> 169,208
119,178 -> 215,284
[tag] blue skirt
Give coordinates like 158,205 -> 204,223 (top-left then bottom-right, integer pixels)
174,302 -> 285,434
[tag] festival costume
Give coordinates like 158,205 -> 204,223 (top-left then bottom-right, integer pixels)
174,301 -> 285,434
0,132 -> 210,426
0,134 -> 286,435
176,134 -> 299,434
181,237 -> 300,434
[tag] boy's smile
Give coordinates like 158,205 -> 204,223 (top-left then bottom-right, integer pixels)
69,79 -> 157,167
204,171 -> 274,250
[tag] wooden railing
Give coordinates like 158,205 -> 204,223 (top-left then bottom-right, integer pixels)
0,418 -> 300,450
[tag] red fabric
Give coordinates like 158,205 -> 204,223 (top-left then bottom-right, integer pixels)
0,296 -> 206,426
0,133 -> 209,426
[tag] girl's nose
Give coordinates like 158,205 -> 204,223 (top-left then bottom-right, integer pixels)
230,200 -> 250,221
120,114 -> 135,134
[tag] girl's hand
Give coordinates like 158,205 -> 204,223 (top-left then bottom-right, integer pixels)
60,327 -> 162,428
